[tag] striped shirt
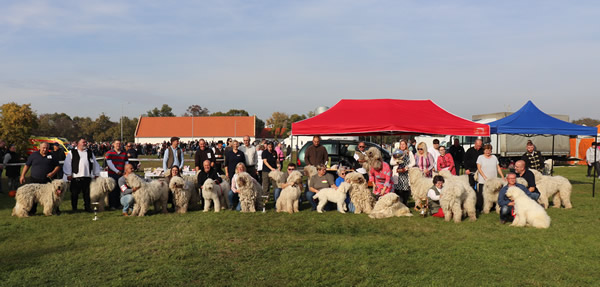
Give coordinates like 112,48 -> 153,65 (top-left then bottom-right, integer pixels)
105,149 -> 128,175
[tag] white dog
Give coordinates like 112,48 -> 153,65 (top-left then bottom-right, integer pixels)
201,177 -> 231,212
344,172 -> 375,214
369,193 -> 413,219
89,177 -> 116,212
182,173 -> 202,209
313,182 -> 352,213
506,186 -> 551,229
435,170 -> 477,222
275,171 -> 303,213
236,172 -> 263,212
269,170 -> 286,188
12,180 -> 68,218
530,169 -> 573,209
408,168 -> 433,211
126,174 -> 169,216
169,177 -> 195,213
481,177 -> 528,214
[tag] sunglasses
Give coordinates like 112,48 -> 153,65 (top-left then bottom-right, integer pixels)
288,168 -> 295,171
417,148 -> 423,151
340,172 -> 346,175
358,145 -> 365,148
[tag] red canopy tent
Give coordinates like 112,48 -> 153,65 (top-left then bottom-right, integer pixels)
292,99 -> 490,136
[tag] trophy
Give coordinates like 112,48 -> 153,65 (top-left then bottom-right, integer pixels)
261,195 -> 269,213
92,202 -> 99,221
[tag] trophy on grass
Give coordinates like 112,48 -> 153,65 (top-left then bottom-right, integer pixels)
92,202 -> 99,221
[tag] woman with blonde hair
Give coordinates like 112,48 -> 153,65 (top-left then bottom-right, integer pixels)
414,142 -> 435,177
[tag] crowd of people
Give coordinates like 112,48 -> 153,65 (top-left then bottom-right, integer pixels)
2,135 -> 597,224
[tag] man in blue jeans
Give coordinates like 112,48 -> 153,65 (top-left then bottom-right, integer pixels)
498,172 -> 540,224
118,163 -> 137,216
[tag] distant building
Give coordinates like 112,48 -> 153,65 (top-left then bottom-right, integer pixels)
135,116 -> 256,144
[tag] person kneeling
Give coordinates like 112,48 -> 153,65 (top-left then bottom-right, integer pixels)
427,175 -> 445,218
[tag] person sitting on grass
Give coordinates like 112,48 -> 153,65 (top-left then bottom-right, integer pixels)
498,172 -> 533,224
334,166 -> 355,213
229,162 -> 261,211
427,175 -> 445,218
166,165 -> 182,211
118,163 -> 137,216
307,164 -> 336,211
273,163 -> 302,208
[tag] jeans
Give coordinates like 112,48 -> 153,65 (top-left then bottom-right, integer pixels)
500,205 -> 514,222
227,190 -> 241,211
120,194 -> 134,213
529,191 -> 540,201
345,193 -> 355,213
273,188 -> 282,209
305,189 -> 317,211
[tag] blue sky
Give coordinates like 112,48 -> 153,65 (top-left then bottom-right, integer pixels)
1,0 -> 598,122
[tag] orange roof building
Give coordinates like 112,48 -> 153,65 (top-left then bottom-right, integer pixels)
135,116 -> 256,144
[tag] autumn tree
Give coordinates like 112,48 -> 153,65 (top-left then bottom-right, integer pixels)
573,117 -> 600,127
183,105 -> 210,117
211,109 -> 250,117
0,102 -> 38,154
72,116 -> 95,141
145,104 -> 175,117
34,113 -> 78,141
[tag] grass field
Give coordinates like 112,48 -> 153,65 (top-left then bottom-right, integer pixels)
1,164 -> 600,286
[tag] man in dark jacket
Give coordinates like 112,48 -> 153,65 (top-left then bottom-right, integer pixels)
304,136 -> 328,166
463,139 -> 483,189
448,138 -> 465,175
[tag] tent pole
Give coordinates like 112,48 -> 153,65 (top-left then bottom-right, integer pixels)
496,134 -> 500,164
551,135 -> 555,176
594,135 -> 597,198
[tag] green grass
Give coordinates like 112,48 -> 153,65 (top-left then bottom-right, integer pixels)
1,166 -> 600,286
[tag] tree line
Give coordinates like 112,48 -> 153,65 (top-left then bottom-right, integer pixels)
0,103 -> 316,154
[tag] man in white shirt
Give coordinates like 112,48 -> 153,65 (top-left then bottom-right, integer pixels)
428,139 -> 441,170
239,135 -> 258,180
63,138 -> 101,212
586,142 -> 599,178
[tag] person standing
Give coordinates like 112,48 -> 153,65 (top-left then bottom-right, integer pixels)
476,144 -> 504,213
51,143 -> 66,179
428,139 -> 441,170
275,141 -> 285,167
448,138 -> 465,174
3,144 -> 21,192
261,141 -> 280,199
521,141 -> 544,173
239,135 -> 258,180
304,136 -> 328,166
126,142 -> 139,170
414,142 -> 435,177
162,137 -> 184,173
256,143 -> 265,183
118,163 -> 137,216
105,140 -> 128,210
213,140 -> 225,172
20,142 -> 60,185
464,139 -> 484,189
436,146 -> 456,175
19,142 -> 60,215
391,140 -> 415,205
194,139 -> 216,171
353,141 -> 368,175
63,138 -> 101,212
585,142 -> 598,177
224,140 -> 246,182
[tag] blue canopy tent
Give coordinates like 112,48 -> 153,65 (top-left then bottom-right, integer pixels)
488,100 -> 598,196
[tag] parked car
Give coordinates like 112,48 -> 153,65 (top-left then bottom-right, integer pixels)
296,140 -> 391,169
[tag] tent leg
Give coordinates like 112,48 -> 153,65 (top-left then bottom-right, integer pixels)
594,135 -> 597,198
551,136 -> 555,176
